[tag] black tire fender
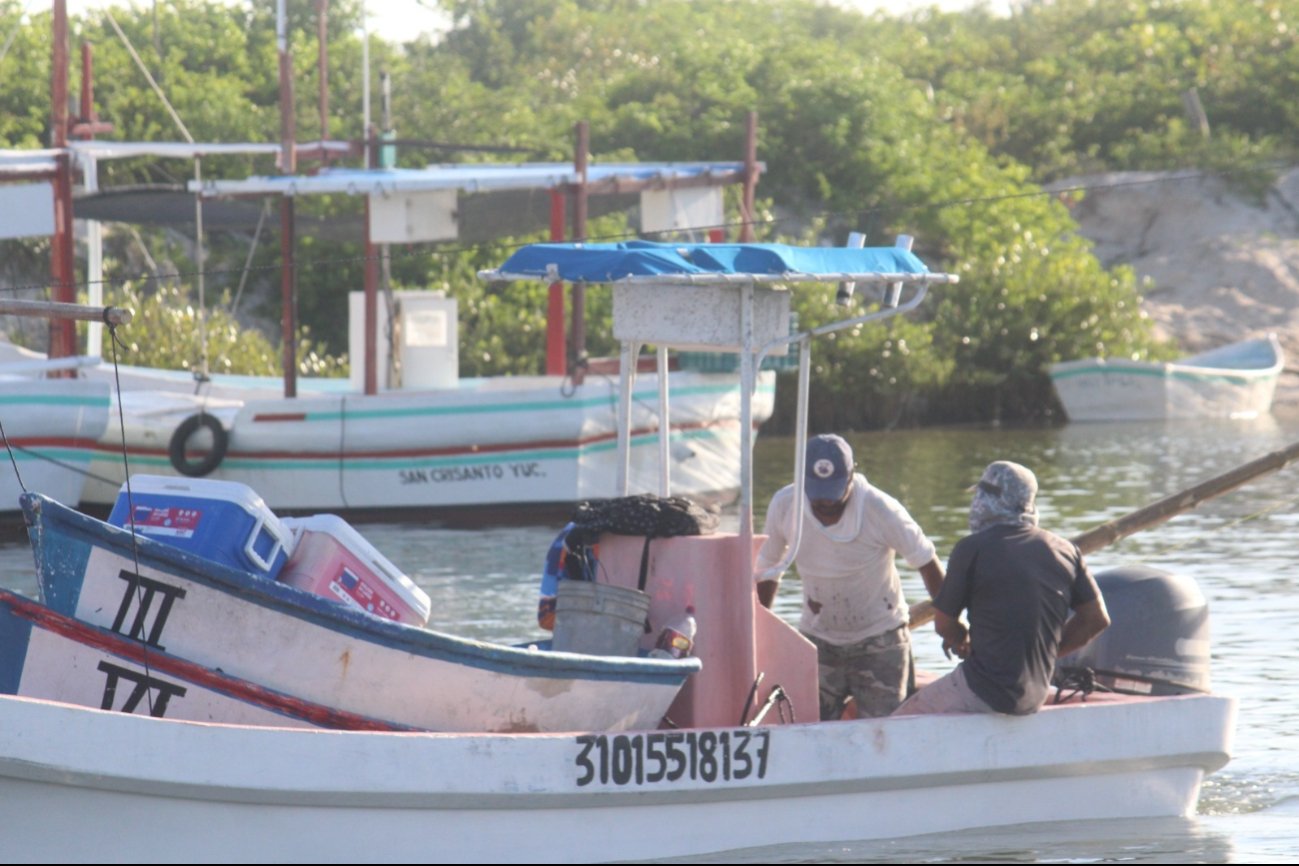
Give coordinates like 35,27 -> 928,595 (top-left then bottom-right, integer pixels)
168,413 -> 229,478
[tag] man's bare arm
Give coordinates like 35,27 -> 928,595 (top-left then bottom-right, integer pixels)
1058,597 -> 1111,657
918,558 -> 945,600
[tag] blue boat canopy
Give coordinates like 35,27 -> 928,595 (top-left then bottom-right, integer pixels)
485,241 -> 954,285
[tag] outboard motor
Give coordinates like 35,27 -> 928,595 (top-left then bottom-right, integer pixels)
1056,565 -> 1211,696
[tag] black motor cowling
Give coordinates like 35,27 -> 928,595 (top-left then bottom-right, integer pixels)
1056,564 -> 1211,696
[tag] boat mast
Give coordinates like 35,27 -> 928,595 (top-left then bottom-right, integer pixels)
740,111 -> 757,242
570,121 -> 588,383
76,43 -> 110,361
48,0 -> 77,362
278,0 -> 298,398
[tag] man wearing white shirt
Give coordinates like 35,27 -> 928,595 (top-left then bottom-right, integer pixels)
756,434 -> 945,719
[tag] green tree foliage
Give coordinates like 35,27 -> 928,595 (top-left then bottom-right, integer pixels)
101,279 -> 345,378
864,0 -> 1298,183
9,0 -> 1292,427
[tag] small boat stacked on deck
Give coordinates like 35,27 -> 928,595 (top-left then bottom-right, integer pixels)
0,239 -> 1237,863
13,475 -> 698,734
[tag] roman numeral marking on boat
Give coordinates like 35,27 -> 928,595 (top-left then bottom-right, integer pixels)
111,570 -> 187,650
97,661 -> 188,717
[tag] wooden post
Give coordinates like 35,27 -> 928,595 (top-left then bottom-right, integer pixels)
363,124 -> 379,395
739,111 -> 758,243
278,1 -> 298,398
570,121 -> 588,382
279,198 -> 297,398
48,0 -> 77,362
546,189 -> 567,376
316,0 -> 330,162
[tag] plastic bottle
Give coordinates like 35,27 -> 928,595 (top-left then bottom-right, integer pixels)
651,606 -> 697,659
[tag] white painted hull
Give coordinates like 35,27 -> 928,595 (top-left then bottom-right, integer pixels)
0,377 -> 111,514
24,494 -> 699,734
0,690 -> 1235,863
1049,335 -> 1283,422
0,589 -> 415,730
78,369 -> 775,514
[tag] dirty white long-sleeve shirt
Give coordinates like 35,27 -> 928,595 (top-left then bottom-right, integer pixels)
755,473 -> 936,644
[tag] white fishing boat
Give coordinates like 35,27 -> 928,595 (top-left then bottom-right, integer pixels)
71,359 -> 774,519
0,338 -> 112,516
0,239 -> 1238,863
1049,334 -> 1284,422
0,687 -> 1233,864
5,148 -> 776,520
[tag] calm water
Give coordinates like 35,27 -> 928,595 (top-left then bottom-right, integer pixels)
3,413 -> 1299,862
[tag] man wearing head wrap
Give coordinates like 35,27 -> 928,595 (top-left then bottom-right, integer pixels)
755,434 -> 946,719
894,460 -> 1111,716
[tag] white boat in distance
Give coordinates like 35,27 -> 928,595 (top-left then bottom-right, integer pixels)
76,360 -> 775,521
1049,334 -> 1284,422
0,240 -> 1237,863
0,362 -> 110,516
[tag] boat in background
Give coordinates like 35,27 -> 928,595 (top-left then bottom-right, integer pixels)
1049,334 -> 1283,422
72,358 -> 775,521
0,359 -> 110,516
3,149 -> 778,522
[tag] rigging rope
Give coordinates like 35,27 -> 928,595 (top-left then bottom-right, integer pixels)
108,320 -> 158,717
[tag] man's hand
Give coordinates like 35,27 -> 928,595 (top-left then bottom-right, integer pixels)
941,623 -> 970,660
934,609 -> 969,659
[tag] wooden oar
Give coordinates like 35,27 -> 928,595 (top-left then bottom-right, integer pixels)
908,438 -> 1299,629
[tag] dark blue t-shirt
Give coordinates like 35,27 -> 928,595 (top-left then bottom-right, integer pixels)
935,524 -> 1100,714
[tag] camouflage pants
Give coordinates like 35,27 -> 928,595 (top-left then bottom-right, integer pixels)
804,625 -> 913,720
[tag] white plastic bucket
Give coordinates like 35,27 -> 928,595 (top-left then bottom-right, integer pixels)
552,580 -> 651,657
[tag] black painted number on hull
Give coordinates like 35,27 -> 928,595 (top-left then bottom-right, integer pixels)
574,730 -> 770,787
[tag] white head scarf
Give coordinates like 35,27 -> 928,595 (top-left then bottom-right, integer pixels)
969,460 -> 1039,533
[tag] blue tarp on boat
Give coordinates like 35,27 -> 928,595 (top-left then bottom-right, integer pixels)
492,241 -> 932,283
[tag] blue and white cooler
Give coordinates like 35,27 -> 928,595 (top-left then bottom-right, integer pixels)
107,475 -> 293,580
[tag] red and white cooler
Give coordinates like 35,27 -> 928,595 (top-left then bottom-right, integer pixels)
278,514 -> 431,626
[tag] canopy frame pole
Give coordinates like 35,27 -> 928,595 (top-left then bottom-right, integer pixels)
737,279 -> 759,707
657,345 -> 670,496
615,339 -> 641,495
